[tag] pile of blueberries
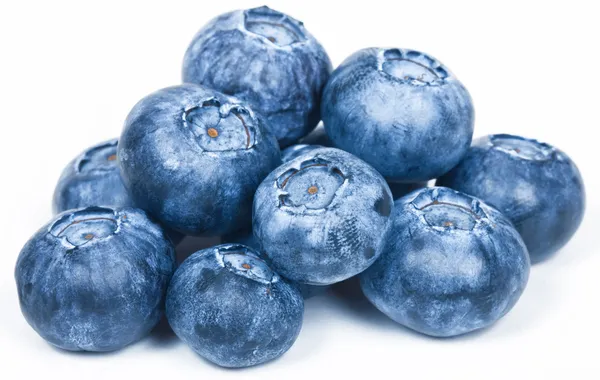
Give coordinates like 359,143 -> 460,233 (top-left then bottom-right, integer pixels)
15,6 -> 585,368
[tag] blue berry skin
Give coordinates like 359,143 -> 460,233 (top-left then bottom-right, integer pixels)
322,48 -> 474,182
166,244 -> 303,368
281,143 -> 323,163
360,187 -> 530,337
118,84 -> 281,236
52,139 -> 132,214
182,6 -> 332,147
437,134 -> 585,263
15,206 -> 176,352
52,138 -> 184,246
222,230 -> 329,299
253,147 -> 393,285
299,122 -> 332,147
387,181 -> 427,200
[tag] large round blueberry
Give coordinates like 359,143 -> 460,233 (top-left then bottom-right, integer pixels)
166,244 -> 303,368
15,206 -> 175,351
253,148 -> 393,285
322,48 -> 474,182
360,187 -> 530,337
118,84 -> 281,236
53,139 -> 132,213
222,229 -> 329,299
437,134 -> 585,263
182,6 -> 332,147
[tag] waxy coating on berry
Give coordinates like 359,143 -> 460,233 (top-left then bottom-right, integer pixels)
119,84 -> 281,236
52,139 -> 134,214
166,244 -> 303,368
360,187 -> 530,337
183,6 -> 332,147
322,47 -> 474,182
438,134 -> 585,263
15,206 -> 175,351
254,148 -> 393,285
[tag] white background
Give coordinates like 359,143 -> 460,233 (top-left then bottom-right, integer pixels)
1,1 -> 598,378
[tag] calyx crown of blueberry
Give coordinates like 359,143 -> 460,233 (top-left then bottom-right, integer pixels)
49,206 -> 123,248
379,48 -> 450,85
489,134 -> 559,161
410,187 -> 489,231
275,156 -> 346,210
243,6 -> 307,47
77,139 -> 119,174
216,244 -> 277,285
183,98 -> 257,152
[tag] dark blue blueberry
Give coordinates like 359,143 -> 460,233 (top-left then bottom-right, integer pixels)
118,84 -> 281,236
253,148 -> 393,285
360,187 -> 530,337
15,206 -> 175,351
166,244 -> 303,368
281,143 -> 323,163
321,48 -> 474,182
437,134 -> 585,263
182,6 -> 332,147
222,229 -> 329,298
53,138 -> 184,246
53,139 -> 132,213
387,181 -> 428,199
299,122 -> 332,147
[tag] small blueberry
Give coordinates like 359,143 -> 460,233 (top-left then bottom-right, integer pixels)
53,138 -> 132,213
166,244 -> 303,368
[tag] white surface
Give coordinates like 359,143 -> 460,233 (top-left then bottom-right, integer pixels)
1,1 -> 598,378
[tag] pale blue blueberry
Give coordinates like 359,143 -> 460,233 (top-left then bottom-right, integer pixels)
253,148 -> 393,285
182,6 -> 332,147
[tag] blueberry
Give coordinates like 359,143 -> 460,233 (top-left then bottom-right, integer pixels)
321,48 -> 474,182
281,143 -> 323,163
360,187 -> 530,337
299,122 -> 332,147
15,206 -> 175,351
118,84 -> 281,236
387,181 -> 428,199
166,244 -> 303,368
222,229 -> 329,298
53,138 -> 185,246
53,139 -> 132,213
182,6 -> 332,147
437,134 -> 585,263
253,147 -> 393,285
